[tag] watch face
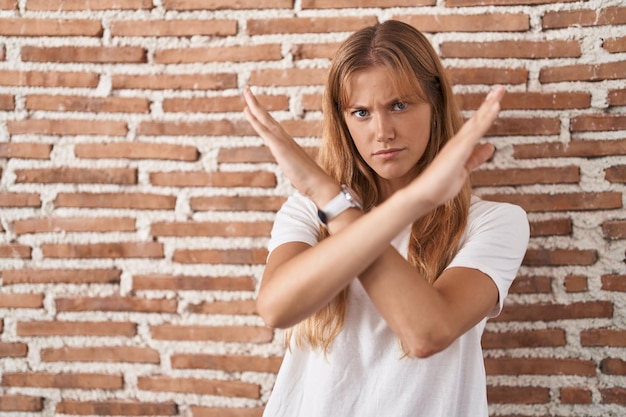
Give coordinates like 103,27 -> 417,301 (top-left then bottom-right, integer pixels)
342,184 -> 363,209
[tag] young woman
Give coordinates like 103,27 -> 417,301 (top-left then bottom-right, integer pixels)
243,20 -> 529,417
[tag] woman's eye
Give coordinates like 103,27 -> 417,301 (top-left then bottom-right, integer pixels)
394,102 -> 408,111
353,109 -> 369,118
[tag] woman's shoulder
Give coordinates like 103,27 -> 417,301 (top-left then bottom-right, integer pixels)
469,194 -> 527,219
467,195 -> 529,237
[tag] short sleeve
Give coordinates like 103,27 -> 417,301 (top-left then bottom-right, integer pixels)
446,198 -> 529,318
267,192 -> 321,255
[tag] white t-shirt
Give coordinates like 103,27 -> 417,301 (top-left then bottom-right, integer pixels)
264,193 -> 529,417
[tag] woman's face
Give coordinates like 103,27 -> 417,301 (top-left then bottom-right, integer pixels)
343,66 -> 432,195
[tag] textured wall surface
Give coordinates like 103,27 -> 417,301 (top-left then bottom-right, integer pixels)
0,0 -> 624,416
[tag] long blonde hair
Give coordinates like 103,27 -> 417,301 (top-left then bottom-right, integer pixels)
289,20 -> 471,353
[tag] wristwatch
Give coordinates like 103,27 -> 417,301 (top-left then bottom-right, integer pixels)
317,184 -> 363,226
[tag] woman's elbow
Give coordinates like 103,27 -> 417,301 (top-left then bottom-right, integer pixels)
256,293 -> 292,329
404,326 -> 454,359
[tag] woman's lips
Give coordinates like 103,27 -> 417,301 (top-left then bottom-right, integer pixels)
373,148 -> 404,159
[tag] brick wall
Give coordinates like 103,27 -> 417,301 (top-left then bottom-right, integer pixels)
0,0 -> 624,416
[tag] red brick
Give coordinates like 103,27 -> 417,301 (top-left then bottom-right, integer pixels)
600,358 -> 626,375
22,45 -> 147,63
600,387 -> 626,405
398,13 -> 529,32
0,342 -> 28,358
0,142 -> 51,159
151,221 -> 272,237
110,19 -> 237,37
172,248 -> 268,265
482,192 -> 622,212
13,217 -> 136,235
41,346 -> 160,364
190,196 -> 286,212
564,275 -> 588,292
0,70 -> 99,88
171,354 -> 281,373
138,119 -> 252,136
2,372 -> 123,390
42,242 -> 164,259
0,18 -> 102,36
56,400 -> 177,416
138,376 -> 260,398
190,407 -> 264,417
155,44 -> 281,64
571,114 -> 626,132
523,248 -> 597,266
75,142 -> 198,161
482,329 -> 566,349
247,16 -> 377,35
530,218 -> 572,237
447,67 -> 528,85
448,0 -> 578,4
17,321 -> 136,337
608,88 -> 626,106
26,94 -> 150,113
509,275 -> 552,294
303,0 -> 431,7
250,68 -> 328,87
219,146 -> 285,163
580,329 -> 626,347
457,91 -> 590,111
112,73 -> 237,90
150,324 -> 273,343
27,0 -> 153,10
604,35 -> 626,53
471,166 -> 579,187
1,268 -> 121,285
292,42 -> 340,60
15,167 -> 137,184
606,165 -> 626,183
543,7 -> 626,29
163,94 -> 288,113
0,94 -> 13,110
0,395 -> 43,412
0,0 -> 16,9
560,387 -> 592,404
8,119 -> 127,136
0,244 -> 31,259
514,139 -> 626,159
132,274 -> 256,291
602,274 -> 626,292
150,171 -> 276,188
540,61 -> 626,82
487,386 -> 550,404
0,193 -> 41,207
486,117 -> 561,136
440,40 -> 580,58
485,357 -> 596,376
56,296 -> 177,313
0,293 -> 43,309
163,0 -> 292,10
602,220 -> 626,239
493,301 -> 613,322
188,299 -> 257,315
55,192 -> 176,210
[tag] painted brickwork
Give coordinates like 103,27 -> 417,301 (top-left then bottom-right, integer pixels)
0,0 -> 625,416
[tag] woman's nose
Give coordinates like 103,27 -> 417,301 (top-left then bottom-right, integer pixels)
375,113 -> 395,142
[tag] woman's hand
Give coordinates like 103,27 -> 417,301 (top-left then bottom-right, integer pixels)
409,86 -> 505,209
243,87 -> 339,205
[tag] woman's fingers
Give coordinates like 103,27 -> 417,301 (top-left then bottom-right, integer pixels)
465,143 -> 495,172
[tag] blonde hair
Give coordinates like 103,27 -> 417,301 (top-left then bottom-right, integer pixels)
288,20 -> 471,353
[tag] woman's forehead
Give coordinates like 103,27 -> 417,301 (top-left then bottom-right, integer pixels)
342,65 -> 425,104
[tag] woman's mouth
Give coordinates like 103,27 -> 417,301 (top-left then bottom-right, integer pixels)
373,148 -> 404,159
